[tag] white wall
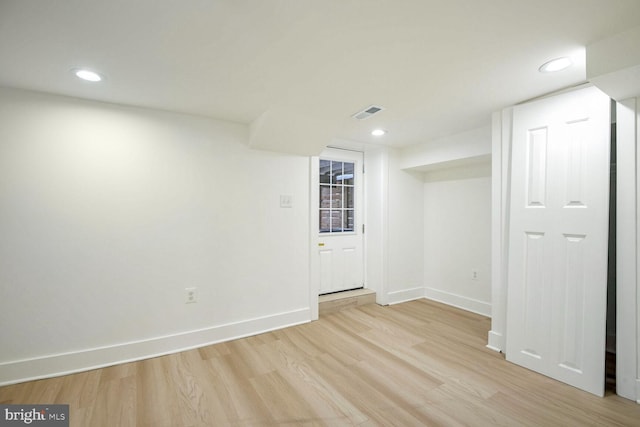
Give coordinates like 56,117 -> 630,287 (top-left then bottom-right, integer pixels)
364,147 -> 389,304
588,25 -> 640,101
400,126 -> 491,171
386,149 -> 425,303
0,87 -> 311,384
392,125 -> 493,315
0,87 -> 492,385
361,146 -> 425,306
423,163 -> 492,316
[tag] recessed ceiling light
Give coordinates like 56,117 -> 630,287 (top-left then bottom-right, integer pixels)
371,129 -> 386,136
73,68 -> 103,82
538,57 -> 572,73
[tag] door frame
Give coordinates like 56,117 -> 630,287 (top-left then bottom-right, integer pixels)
309,147 -> 367,318
310,155 -> 320,320
488,86 -> 640,402
615,97 -> 639,401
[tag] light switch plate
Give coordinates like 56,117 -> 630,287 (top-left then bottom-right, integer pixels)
280,195 -> 293,208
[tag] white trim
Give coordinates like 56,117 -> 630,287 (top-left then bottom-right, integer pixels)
616,97 -> 638,401
489,110 -> 503,348
637,99 -> 640,407
487,331 -> 504,352
488,108 -> 513,352
379,150 -> 390,306
0,308 -> 310,386
386,287 -> 425,305
424,287 -> 491,317
309,156 -> 320,320
364,148 -> 390,306
387,286 -> 493,317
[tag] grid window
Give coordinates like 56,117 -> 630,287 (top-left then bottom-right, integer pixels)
319,159 -> 355,233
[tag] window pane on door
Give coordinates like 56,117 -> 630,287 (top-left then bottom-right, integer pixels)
320,185 -> 331,208
320,159 -> 331,184
331,211 -> 343,232
331,186 -> 343,208
342,162 -> 354,185
344,186 -> 354,209
344,210 -> 354,231
320,210 -> 331,233
331,162 -> 343,184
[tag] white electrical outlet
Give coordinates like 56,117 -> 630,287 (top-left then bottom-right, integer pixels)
471,269 -> 479,281
185,287 -> 197,304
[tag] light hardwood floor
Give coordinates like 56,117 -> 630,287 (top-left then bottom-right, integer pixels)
319,288 -> 376,315
2,299 -> 640,426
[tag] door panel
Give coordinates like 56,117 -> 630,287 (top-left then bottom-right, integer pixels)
522,231 -> 546,362
319,249 -> 333,292
506,86 -> 610,396
526,127 -> 548,207
557,234 -> 586,372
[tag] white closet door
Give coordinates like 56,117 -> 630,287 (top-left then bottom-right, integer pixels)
506,86 -> 611,396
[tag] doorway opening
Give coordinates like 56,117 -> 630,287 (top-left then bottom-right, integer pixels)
315,148 -> 365,296
504,86 -> 612,396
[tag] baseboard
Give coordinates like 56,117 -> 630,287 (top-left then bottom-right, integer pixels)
636,379 -> 640,404
0,308 -> 310,386
423,287 -> 491,317
386,287 -> 492,319
487,330 -> 504,352
386,287 -> 426,305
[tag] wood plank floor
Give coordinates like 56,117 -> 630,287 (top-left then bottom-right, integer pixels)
2,299 -> 640,426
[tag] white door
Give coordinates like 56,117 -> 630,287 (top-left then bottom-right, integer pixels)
317,148 -> 364,294
506,86 -> 611,396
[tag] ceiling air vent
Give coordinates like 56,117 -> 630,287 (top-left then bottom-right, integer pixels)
352,105 -> 385,120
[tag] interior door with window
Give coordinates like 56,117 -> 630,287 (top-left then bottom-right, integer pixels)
317,149 -> 364,294
506,86 -> 611,396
